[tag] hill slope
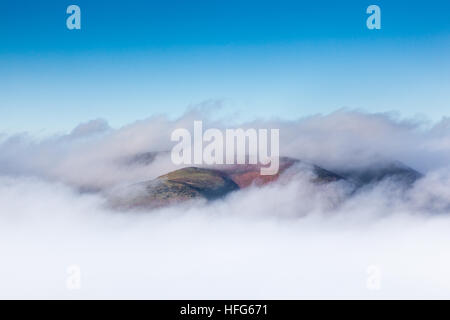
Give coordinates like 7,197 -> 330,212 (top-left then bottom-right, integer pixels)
112,156 -> 422,210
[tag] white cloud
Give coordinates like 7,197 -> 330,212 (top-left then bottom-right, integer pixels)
2,108 -> 450,298
1,174 -> 450,299
2,108 -> 450,189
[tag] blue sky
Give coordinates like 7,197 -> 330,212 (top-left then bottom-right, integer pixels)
1,0 -> 449,133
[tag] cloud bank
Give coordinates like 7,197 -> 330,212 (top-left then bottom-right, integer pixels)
2,108 -> 450,298
2,108 -> 450,189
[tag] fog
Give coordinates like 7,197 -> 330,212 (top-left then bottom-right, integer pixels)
3,108 -> 450,189
1,109 -> 450,299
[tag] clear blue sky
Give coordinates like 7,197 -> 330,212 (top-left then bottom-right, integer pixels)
1,0 -> 449,133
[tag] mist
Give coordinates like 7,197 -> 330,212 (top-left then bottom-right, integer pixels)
2,108 -> 450,299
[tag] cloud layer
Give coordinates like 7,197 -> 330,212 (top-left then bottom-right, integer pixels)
2,108 -> 450,298
2,108 -> 450,189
